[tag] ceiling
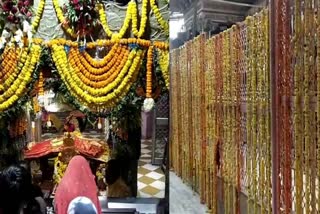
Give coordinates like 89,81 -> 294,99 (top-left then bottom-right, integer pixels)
170,0 -> 267,48
171,0 -> 262,14
170,0 -> 267,29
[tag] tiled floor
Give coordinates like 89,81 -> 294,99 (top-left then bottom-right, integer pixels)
138,140 -> 165,198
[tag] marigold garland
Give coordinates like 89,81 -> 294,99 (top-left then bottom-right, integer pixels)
150,0 -> 169,36
69,45 -> 128,76
146,45 -> 154,98
82,43 -> 120,68
169,9 -> 273,214
251,17 -> 258,214
0,44 -> 41,111
316,0 -> 320,211
264,9 -> 271,212
0,48 -> 27,93
303,0 -> 314,211
52,0 -> 77,38
245,15 -> 253,214
65,49 -> 138,96
69,47 -> 130,87
157,48 -> 169,89
51,44 -> 143,107
45,38 -> 167,50
0,47 -> 20,87
38,71 -> 44,96
31,0 -> 46,34
98,2 -> 133,40
131,0 -> 148,38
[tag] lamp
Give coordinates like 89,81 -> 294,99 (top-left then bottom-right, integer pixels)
97,117 -> 102,129
47,115 -> 52,127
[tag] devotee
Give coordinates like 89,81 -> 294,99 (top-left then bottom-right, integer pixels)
0,165 -> 42,214
18,161 -> 46,214
54,155 -> 101,214
64,115 -> 76,133
105,159 -> 131,198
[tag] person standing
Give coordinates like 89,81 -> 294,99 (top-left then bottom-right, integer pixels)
54,156 -> 101,214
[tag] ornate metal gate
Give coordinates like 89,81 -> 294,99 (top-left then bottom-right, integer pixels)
152,93 -> 169,165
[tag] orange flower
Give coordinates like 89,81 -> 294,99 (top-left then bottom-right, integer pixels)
146,46 -> 153,98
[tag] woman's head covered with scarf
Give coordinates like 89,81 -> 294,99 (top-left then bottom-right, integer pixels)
54,155 -> 101,214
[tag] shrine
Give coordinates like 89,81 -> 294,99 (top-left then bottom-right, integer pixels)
0,0 -> 169,213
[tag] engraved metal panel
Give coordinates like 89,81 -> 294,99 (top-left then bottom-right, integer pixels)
152,93 -> 169,165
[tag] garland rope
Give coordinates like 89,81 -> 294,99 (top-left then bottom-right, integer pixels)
170,8 -> 272,214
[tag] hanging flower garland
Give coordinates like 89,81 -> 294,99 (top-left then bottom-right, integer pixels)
97,2 -> 133,41
52,0 -> 77,38
0,43 -> 41,111
38,71 -> 44,96
45,38 -> 167,50
62,48 -> 139,96
0,47 -> 27,93
31,0 -> 46,34
98,0 -> 169,39
317,0 -> 320,212
51,44 -> 144,108
146,45 -> 153,97
245,15 -> 253,213
131,0 -> 148,38
150,0 -> 169,36
263,9 -> 271,212
0,46 -> 21,87
68,46 -> 130,86
143,45 -> 154,112
69,44 -> 129,76
82,43 -> 120,68
157,48 -> 169,89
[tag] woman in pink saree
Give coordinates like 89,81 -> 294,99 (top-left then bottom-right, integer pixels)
54,156 -> 101,214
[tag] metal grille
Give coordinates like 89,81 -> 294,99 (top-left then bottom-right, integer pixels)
156,93 -> 169,118
152,93 -> 169,164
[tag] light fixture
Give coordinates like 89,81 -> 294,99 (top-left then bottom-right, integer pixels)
37,95 -> 45,106
97,117 -> 102,129
47,115 -> 52,127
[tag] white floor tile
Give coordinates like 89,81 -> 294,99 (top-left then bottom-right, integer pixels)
150,180 -> 165,190
138,181 -> 147,190
154,190 -> 165,198
138,191 -> 152,198
142,163 -> 160,171
138,173 -> 143,179
145,171 -> 164,180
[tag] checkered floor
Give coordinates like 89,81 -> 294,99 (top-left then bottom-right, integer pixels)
137,140 -> 165,198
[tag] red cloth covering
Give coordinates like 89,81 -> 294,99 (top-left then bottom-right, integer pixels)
24,137 -> 105,159
54,156 -> 101,214
74,137 -> 104,158
24,140 -> 53,158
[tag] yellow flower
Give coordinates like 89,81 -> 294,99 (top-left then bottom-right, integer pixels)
158,49 -> 169,89
52,0 -> 77,38
150,0 -> 169,35
51,44 -> 144,108
32,0 -> 46,33
0,44 -> 41,111
131,0 -> 148,38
